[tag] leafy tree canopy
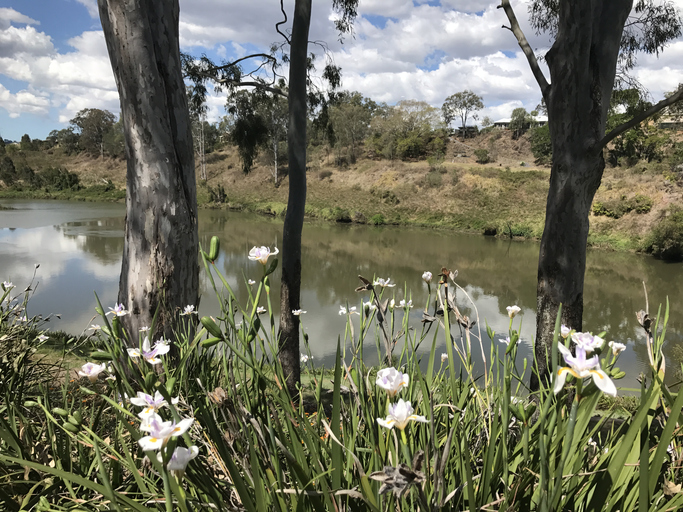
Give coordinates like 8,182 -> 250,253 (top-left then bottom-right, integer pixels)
442,90 -> 484,130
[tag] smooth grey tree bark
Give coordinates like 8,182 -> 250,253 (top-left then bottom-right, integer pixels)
98,0 -> 198,342
500,0 -> 683,390
278,0 -> 311,395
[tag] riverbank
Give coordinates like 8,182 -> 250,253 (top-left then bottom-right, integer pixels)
3,130 -> 682,255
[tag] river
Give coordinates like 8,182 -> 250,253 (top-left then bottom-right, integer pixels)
1,199 -> 681,390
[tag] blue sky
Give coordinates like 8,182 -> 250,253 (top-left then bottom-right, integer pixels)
1,0 -> 683,141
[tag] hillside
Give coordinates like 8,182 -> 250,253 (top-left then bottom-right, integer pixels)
3,129 -> 683,255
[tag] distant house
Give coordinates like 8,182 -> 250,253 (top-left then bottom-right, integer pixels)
658,115 -> 683,130
493,116 -> 548,129
493,118 -> 511,129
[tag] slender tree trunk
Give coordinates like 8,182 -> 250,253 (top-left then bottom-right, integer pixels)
278,0 -> 311,395
98,0 -> 198,342
530,0 -> 631,390
272,110 -> 279,185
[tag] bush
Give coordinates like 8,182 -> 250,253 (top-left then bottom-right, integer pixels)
396,133 -> 427,160
0,156 -> 16,186
208,184 -> 227,203
592,194 -> 653,218
474,148 -> 492,164
427,152 -> 444,172
370,213 -> 385,225
451,169 -> 460,186
643,207 -> 683,260
529,124 -> 552,165
424,170 -> 442,188
370,187 -> 399,205
427,136 -> 446,156
31,167 -> 80,191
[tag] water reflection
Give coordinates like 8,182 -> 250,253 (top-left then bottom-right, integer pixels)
0,199 -> 681,389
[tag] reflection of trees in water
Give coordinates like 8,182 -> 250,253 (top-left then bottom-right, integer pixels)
200,210 -> 681,335
56,208 -> 681,375
55,217 -> 125,265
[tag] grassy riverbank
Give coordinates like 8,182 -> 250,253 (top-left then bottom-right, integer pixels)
3,130 -> 682,255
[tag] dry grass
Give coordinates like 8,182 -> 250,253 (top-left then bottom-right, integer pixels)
8,130 -> 682,249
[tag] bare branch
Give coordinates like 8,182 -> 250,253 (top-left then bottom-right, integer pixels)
597,87 -> 683,150
211,53 -> 277,73
498,0 -> 550,96
276,0 -> 290,44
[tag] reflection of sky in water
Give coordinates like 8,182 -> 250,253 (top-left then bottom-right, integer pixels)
0,199 -> 682,391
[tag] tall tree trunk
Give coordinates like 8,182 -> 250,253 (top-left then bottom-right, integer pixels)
530,0 -> 632,390
272,110 -> 279,185
278,0 -> 311,395
98,0 -> 198,342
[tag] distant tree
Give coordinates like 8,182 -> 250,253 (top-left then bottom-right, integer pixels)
398,99 -> 443,133
535,98 -> 548,116
70,108 -> 116,158
481,116 -> 494,128
48,128 -> 80,155
102,117 -> 125,158
509,107 -> 536,139
227,90 -> 270,174
606,88 -> 670,166
0,137 -> 5,156
254,90 -> 288,183
20,134 -> 33,151
367,100 -> 443,160
529,124 -> 552,165
0,156 -> 16,186
328,91 -> 373,165
442,90 -> 484,134
665,85 -> 683,119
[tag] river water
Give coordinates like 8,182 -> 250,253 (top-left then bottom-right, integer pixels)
1,199 -> 681,390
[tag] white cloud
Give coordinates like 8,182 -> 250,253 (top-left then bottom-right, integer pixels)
75,0 -> 99,19
0,25 -> 53,56
0,0 -> 682,137
0,8 -> 39,30
0,83 -> 51,118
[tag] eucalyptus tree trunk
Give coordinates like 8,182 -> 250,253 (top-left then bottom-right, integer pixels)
278,0 -> 311,395
529,1 -> 632,389
98,0 -> 198,342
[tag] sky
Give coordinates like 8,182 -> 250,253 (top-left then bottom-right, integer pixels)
1,0 -> 683,142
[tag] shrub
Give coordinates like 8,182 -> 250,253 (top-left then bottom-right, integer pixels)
427,136 -> 446,156
451,169 -> 460,186
370,213 -> 385,225
208,184 -> 227,203
643,207 -> 683,260
474,148 -> 491,164
370,187 -> 399,205
529,124 -> 552,165
396,133 -> 426,160
32,167 -> 80,191
593,194 -> 653,218
424,170 -> 442,188
427,152 -> 444,172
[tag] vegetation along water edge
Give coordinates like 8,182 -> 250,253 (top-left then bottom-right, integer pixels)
2,126 -> 683,260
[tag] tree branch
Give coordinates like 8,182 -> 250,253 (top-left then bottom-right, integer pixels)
276,0 -> 291,44
597,87 -> 683,150
498,0 -> 550,96
212,78 -> 287,98
211,53 -> 278,73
